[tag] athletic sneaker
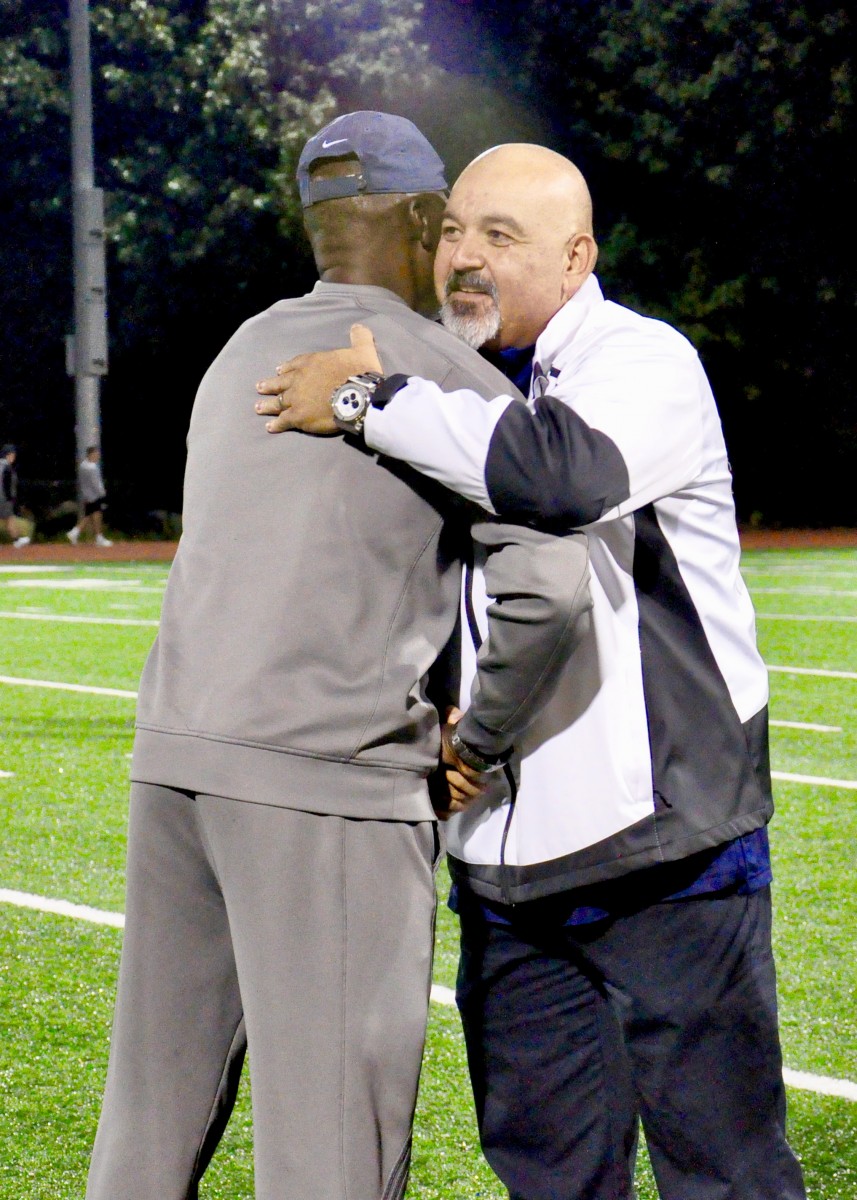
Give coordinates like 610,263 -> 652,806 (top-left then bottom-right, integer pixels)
95,534 -> 113,547
67,526 -> 80,544
13,536 -> 31,548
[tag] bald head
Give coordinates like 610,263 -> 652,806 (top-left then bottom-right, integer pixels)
462,144 -> 594,235
435,143 -> 598,350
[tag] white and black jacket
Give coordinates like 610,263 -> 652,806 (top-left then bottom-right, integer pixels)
364,275 -> 773,903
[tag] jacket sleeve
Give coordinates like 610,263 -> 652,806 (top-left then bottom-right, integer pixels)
454,522 -> 591,759
363,339 -> 706,528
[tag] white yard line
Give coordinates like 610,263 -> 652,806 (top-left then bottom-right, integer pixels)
3,579 -> 163,593
744,571 -> 857,580
781,1068 -> 857,1102
739,573 -> 854,583
771,771 -> 857,790
0,611 -> 158,628
768,665 -> 857,681
0,565 -> 71,574
752,587 -> 857,597
430,983 -> 456,1006
0,889 -> 124,928
743,565 -> 857,575
756,613 -> 857,623
0,770 -> 13,779
1,889 -> 853,1103
2,670 -> 850,759
769,720 -> 842,733
0,675 -> 137,698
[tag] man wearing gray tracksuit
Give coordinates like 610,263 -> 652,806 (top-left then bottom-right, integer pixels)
86,113 -> 590,1200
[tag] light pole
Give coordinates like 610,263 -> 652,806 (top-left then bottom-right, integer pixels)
68,0 -> 107,479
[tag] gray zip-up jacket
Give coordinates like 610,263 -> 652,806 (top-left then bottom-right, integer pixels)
132,283 -> 590,820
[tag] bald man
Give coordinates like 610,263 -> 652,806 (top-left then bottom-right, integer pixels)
257,144 -> 805,1200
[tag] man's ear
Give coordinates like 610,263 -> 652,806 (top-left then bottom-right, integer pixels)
561,233 -> 598,302
409,193 -> 446,252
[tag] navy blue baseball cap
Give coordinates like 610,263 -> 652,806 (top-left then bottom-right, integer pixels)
297,111 -> 447,207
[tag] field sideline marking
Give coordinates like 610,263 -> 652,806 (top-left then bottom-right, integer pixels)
0,675 -> 137,698
768,665 -> 857,681
743,567 -> 857,577
4,665 -> 852,700
769,720 -> 842,732
771,771 -> 857,790
0,565 -> 71,574
1,888 -> 854,1103
3,579 -> 163,593
0,611 -> 159,628
780,1068 -> 857,1102
0,889 -> 124,928
3,674 -> 852,775
752,587 -> 857,597
757,613 -> 857,623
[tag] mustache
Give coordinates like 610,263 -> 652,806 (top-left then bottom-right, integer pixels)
442,270 -> 499,302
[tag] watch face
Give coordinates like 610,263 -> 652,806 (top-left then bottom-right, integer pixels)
332,382 -> 369,421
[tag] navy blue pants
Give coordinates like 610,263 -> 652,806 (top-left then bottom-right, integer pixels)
456,886 -> 806,1200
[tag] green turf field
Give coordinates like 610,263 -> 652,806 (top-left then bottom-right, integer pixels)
0,552 -> 855,1198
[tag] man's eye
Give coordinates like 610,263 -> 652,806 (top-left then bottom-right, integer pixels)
487,230 -> 512,245
441,225 -> 461,240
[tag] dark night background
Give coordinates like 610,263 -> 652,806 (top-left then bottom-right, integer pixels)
1,0 -> 854,534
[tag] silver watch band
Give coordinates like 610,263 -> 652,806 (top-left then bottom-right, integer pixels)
448,729 -> 506,774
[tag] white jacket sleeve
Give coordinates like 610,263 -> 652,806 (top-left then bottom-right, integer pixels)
363,333 -> 708,529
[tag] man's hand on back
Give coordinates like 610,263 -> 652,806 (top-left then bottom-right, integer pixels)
255,324 -> 383,435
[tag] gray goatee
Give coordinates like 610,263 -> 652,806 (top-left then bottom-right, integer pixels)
440,270 -> 502,349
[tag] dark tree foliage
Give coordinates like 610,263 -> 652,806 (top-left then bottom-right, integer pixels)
585,2 -> 855,526
1,1 -> 854,525
0,0 -> 436,508
425,0 -> 855,525
0,0 -> 74,478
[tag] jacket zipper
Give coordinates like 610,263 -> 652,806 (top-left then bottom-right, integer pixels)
464,557 -> 518,908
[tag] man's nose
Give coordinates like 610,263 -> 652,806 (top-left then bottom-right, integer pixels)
448,233 -> 485,271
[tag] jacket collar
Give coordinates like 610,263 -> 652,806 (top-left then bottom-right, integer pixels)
533,274 -> 603,375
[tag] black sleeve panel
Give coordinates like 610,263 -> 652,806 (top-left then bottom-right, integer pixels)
484,393 -> 631,530
373,373 -> 410,408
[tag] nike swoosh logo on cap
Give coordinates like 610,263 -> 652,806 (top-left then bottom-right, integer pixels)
321,137 -> 348,148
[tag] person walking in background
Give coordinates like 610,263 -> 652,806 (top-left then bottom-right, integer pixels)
0,444 -> 30,547
68,445 -> 112,546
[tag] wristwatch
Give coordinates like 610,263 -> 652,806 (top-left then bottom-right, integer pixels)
330,372 -> 386,435
447,728 -> 508,774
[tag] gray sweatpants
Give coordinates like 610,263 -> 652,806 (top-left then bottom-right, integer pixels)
87,782 -> 439,1200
